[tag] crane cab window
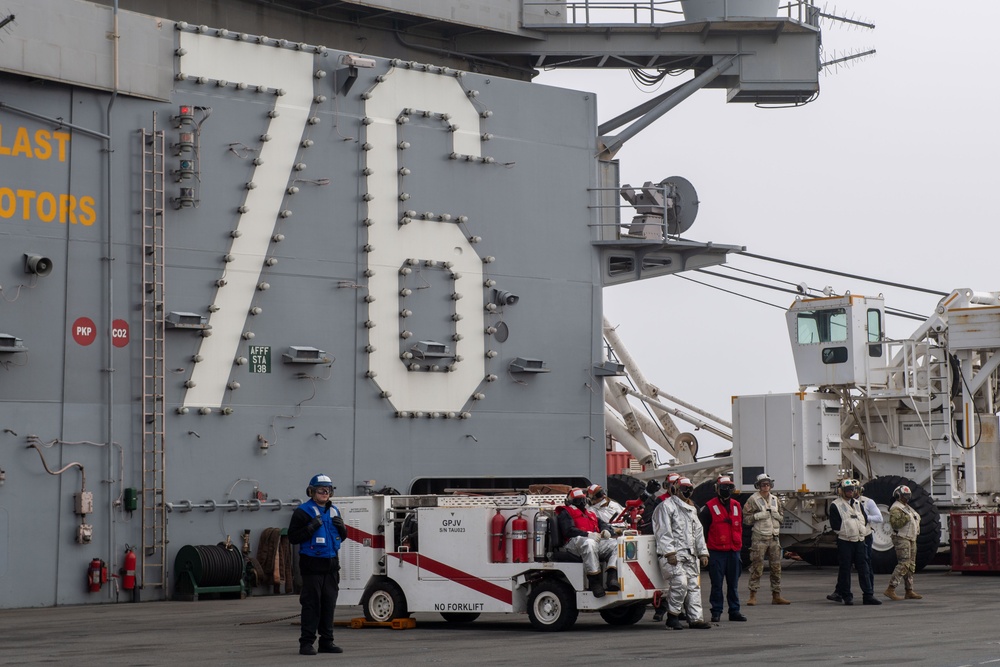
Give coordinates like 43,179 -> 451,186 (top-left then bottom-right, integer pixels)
796,308 -> 848,345
867,308 -> 883,357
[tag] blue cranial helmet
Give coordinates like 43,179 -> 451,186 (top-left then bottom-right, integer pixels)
306,473 -> 334,498
310,473 -> 333,487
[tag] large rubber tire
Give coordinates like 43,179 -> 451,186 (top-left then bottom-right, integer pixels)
795,548 -> 839,567
607,473 -> 647,505
691,480 -> 715,507
861,475 -> 940,574
440,612 -> 480,623
693,480 -> 752,568
361,580 -> 409,623
526,579 -> 578,632
599,602 -> 647,626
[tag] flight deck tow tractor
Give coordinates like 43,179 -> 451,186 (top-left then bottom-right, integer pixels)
335,493 -> 663,631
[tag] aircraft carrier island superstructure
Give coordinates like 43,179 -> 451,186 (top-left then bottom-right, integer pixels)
0,0 -> 823,607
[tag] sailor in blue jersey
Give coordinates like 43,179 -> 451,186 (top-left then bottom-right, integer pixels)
288,473 -> 348,655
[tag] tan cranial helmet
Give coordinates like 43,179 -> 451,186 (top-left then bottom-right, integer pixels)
753,473 -> 774,489
840,478 -> 860,496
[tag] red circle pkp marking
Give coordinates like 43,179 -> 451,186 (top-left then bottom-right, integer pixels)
72,317 -> 97,346
111,319 -> 130,348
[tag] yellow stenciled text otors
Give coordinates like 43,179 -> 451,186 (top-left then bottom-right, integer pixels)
0,124 -> 97,225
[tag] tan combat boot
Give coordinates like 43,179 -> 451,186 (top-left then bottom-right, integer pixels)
905,588 -> 923,600
771,592 -> 791,605
747,590 -> 757,606
884,586 -> 904,601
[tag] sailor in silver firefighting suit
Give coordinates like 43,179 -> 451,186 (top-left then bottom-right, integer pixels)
587,483 -> 625,525
653,477 -> 711,629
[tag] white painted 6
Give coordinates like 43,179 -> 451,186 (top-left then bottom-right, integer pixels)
364,68 -> 486,413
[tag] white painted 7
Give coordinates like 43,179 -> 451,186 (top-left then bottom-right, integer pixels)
179,33 -> 315,408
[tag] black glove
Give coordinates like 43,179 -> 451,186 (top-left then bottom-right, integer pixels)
325,500 -> 333,509
308,516 -> 322,531
645,479 -> 661,495
332,516 -> 345,530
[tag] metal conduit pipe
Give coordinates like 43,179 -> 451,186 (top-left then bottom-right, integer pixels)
105,0 -> 121,602
26,443 -> 86,490
0,102 -> 110,140
165,499 -> 303,513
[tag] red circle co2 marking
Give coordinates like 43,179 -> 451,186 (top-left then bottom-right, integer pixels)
111,319 -> 130,348
72,317 -> 97,346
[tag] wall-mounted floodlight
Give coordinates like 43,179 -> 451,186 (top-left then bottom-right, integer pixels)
166,311 -> 210,330
341,54 -> 376,69
282,346 -> 332,364
592,361 -> 626,376
334,54 -> 376,96
411,340 -> 452,360
510,357 -> 550,373
0,333 -> 27,353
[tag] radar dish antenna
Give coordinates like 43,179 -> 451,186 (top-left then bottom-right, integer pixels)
660,176 -> 699,235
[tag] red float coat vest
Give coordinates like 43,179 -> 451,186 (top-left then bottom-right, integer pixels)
705,497 -> 742,551
564,504 -> 600,536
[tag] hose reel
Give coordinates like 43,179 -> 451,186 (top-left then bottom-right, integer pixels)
174,544 -> 247,601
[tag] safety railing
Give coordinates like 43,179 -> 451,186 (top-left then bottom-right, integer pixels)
522,0 -> 818,28
589,183 -> 690,243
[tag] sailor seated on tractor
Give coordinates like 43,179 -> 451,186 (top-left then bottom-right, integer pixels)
556,488 -> 620,598
587,483 -> 626,525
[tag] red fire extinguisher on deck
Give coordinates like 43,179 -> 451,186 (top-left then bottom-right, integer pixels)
88,558 -> 107,593
511,513 -> 529,563
123,546 -> 137,591
490,509 -> 506,563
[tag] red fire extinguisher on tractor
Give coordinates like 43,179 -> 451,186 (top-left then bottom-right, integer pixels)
490,509 -> 506,562
87,558 -> 108,593
122,546 -> 137,591
511,513 -> 529,564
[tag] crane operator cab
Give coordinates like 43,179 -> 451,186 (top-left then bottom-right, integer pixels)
786,294 -> 886,389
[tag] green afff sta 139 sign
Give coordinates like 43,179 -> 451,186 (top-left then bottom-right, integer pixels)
249,346 -> 270,373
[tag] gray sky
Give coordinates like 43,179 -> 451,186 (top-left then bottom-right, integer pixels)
540,1 -> 1000,460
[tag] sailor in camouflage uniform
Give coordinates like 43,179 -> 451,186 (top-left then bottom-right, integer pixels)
884,484 -> 923,601
743,473 -> 790,605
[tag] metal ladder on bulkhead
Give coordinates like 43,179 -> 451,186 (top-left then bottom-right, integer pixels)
140,116 -> 167,595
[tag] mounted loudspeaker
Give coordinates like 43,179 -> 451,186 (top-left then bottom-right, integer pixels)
24,254 -> 53,276
492,289 -> 519,307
